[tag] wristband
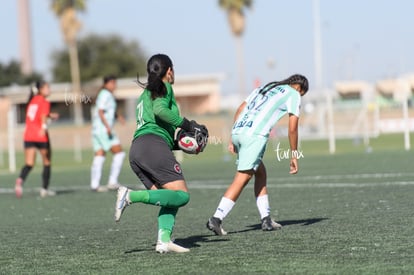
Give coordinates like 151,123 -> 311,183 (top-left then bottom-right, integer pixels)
42,123 -> 48,130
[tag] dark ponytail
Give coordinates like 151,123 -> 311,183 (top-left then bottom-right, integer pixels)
258,74 -> 309,95
136,54 -> 173,100
27,80 -> 46,105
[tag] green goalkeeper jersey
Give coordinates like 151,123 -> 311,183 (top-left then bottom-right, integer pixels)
133,82 -> 184,149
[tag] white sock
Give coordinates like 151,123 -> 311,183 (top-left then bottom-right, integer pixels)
108,152 -> 125,185
91,155 -> 105,189
256,194 -> 271,219
213,197 -> 235,220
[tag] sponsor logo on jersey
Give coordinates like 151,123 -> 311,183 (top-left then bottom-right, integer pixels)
174,163 -> 182,174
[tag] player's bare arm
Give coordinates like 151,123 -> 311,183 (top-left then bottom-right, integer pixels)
98,109 -> 111,135
116,113 -> 126,125
288,113 -> 299,174
48,112 -> 59,120
39,114 -> 48,137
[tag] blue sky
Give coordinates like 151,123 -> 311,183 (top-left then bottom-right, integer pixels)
1,0 -> 413,94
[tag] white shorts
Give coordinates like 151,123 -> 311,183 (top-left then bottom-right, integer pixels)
92,131 -> 121,152
232,134 -> 267,171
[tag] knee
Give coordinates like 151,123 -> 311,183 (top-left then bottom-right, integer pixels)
255,166 -> 266,180
114,151 -> 126,160
176,191 -> 190,207
255,171 -> 266,183
95,150 -> 106,157
92,155 -> 106,165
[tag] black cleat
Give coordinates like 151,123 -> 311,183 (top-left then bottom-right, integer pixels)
206,217 -> 227,235
261,215 -> 282,231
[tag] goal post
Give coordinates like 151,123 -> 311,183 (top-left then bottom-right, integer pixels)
7,105 -> 16,172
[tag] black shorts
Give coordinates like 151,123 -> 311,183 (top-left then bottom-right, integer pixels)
24,141 -> 50,149
129,134 -> 184,189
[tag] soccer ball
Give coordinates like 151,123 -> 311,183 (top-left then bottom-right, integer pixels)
176,129 -> 208,154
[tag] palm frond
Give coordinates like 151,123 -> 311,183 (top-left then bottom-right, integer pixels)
51,0 -> 86,16
219,0 -> 252,11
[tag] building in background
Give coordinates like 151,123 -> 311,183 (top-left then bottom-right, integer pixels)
0,73 -> 224,124
1,72 -> 413,153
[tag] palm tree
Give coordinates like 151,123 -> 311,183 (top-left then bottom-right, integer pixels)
219,0 -> 252,100
51,0 -> 86,125
17,0 -> 33,75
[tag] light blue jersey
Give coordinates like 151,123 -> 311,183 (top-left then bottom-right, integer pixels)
232,84 -> 301,137
92,89 -> 116,133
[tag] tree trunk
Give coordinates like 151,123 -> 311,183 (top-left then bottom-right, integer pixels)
228,8 -> 245,37
227,8 -> 246,100
17,0 -> 33,75
234,35 -> 246,101
68,41 -> 83,125
60,8 -> 83,125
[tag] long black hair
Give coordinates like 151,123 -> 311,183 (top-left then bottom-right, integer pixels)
137,54 -> 173,100
103,74 -> 117,86
27,80 -> 47,105
258,74 -> 309,95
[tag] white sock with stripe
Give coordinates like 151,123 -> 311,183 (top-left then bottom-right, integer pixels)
108,152 -> 125,185
213,197 -> 235,220
256,194 -> 271,219
91,155 -> 105,189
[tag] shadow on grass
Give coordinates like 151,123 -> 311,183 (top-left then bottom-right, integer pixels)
124,247 -> 155,254
279,217 -> 329,226
124,234 -> 229,253
123,218 -> 328,253
229,217 -> 329,234
175,234 -> 230,249
55,190 -> 77,195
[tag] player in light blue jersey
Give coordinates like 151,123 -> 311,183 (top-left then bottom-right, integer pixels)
90,75 -> 126,192
207,74 -> 309,235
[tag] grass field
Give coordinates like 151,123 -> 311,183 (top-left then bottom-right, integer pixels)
1,134 -> 413,274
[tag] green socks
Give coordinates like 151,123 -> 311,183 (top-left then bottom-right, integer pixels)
158,207 -> 178,242
129,189 -> 190,208
158,229 -> 172,243
128,189 -> 190,243
128,189 -> 150,203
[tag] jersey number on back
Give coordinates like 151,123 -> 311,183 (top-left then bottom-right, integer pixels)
247,95 -> 269,112
27,104 -> 39,121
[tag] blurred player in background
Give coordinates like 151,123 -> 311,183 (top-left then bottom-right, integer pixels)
114,54 -> 208,253
90,75 -> 126,192
15,81 -> 59,198
207,74 -> 309,235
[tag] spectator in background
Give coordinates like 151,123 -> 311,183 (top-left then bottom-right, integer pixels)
90,75 -> 126,192
15,81 -> 59,198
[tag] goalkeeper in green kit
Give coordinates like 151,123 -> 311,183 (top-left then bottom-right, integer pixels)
114,54 -> 208,253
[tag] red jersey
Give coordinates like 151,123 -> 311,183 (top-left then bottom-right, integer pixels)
23,95 -> 50,142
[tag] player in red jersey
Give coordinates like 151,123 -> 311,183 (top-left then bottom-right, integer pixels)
15,81 -> 59,198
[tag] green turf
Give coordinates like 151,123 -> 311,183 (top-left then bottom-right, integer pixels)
0,135 -> 413,274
